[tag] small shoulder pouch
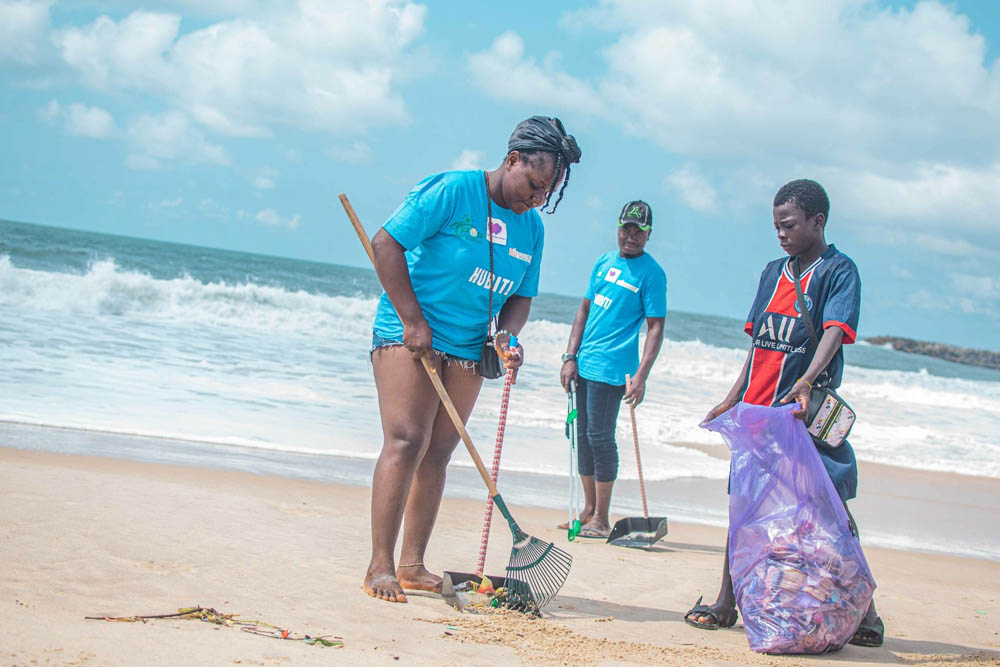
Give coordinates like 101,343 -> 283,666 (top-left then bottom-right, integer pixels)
791,257 -> 856,450
478,171 -> 503,380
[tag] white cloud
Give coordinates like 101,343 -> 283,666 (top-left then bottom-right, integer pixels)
470,2 -> 1000,248
665,163 -> 719,214
821,162 -> 1000,233
449,149 -> 485,171
152,197 -> 183,208
51,1 -> 427,137
65,102 -> 115,138
466,32 -> 603,114
38,99 -> 116,138
127,111 -> 230,168
554,1 -> 1000,167
0,0 -> 52,65
252,167 -> 278,190
328,141 -> 374,164
255,208 -> 300,230
950,273 -> 1000,301
38,99 -> 59,123
126,153 -> 160,170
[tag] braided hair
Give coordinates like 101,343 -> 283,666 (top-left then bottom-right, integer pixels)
518,150 -> 570,214
507,115 -> 581,214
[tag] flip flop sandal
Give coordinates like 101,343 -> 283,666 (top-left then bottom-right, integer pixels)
684,596 -> 738,630
849,616 -> 884,647
577,527 -> 610,539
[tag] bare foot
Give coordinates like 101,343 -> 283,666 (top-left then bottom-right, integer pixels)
396,564 -> 443,593
363,564 -> 407,603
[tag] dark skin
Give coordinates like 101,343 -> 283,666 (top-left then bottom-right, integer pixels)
559,221 -> 665,536
688,201 -> 880,644
363,151 -> 563,603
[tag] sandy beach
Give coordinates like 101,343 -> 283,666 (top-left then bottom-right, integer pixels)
2,446 -> 999,666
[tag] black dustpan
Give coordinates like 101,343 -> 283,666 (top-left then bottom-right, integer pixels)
607,515 -> 668,548
607,376 -> 668,549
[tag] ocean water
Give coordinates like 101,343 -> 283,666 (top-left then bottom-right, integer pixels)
2,219 -> 999,559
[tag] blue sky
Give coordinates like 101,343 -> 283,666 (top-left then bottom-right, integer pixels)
2,0 -> 999,350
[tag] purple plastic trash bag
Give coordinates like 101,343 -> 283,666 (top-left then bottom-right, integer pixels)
703,402 -> 875,654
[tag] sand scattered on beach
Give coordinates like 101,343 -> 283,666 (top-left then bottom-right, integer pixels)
423,613 -> 1000,666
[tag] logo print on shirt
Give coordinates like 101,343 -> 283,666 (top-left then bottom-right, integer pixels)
594,294 -> 613,309
793,294 -> 814,314
467,267 -> 515,295
758,314 -> 796,343
604,267 -> 621,283
448,214 -> 482,244
487,217 -> 507,246
754,314 -> 805,354
508,247 -> 531,262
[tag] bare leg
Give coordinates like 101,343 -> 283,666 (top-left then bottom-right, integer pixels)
396,360 -> 483,592
844,501 -> 882,646
687,535 -> 738,628
578,474 -> 596,524
579,480 -> 614,537
363,347 -> 442,603
559,475 -> 595,529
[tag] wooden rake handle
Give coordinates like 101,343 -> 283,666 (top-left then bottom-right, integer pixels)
625,374 -> 649,519
338,194 -> 500,498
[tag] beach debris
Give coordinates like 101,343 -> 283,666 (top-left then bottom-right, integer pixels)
84,606 -> 343,648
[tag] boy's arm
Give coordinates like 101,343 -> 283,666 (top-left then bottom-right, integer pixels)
780,326 -> 845,418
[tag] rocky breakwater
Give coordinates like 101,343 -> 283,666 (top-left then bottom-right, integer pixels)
867,336 -> 1000,371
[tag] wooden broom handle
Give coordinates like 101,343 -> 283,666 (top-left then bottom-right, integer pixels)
339,194 -> 499,497
626,374 -> 649,518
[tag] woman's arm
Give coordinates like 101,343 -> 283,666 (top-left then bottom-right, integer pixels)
560,298 -> 591,391
780,326 -> 845,418
371,228 -> 432,358
496,294 -> 531,371
703,346 -> 753,423
624,317 -> 665,406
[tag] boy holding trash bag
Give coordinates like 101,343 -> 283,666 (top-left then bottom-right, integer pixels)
559,200 -> 666,539
684,179 -> 883,649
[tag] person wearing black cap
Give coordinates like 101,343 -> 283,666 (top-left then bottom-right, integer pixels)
559,200 -> 667,538
363,116 -> 581,603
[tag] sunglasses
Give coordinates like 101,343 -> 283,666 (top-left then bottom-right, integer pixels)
618,221 -> 651,232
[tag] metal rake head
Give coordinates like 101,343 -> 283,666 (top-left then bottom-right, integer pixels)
502,533 -> 573,613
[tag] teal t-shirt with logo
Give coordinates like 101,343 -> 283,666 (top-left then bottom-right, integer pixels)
372,170 -> 545,360
577,250 -> 667,385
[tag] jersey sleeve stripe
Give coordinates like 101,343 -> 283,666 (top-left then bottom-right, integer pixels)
824,320 -> 857,344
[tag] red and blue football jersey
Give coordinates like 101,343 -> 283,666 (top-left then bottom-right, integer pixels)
741,245 -> 861,407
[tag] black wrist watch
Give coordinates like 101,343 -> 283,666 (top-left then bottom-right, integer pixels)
561,353 -> 577,364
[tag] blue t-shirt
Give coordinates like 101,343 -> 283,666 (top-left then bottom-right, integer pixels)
372,170 -> 545,360
577,250 -> 667,386
741,244 -> 861,406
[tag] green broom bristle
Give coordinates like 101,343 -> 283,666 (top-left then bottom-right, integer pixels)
503,534 -> 572,613
491,494 -> 573,613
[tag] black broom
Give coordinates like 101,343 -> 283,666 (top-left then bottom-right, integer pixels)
340,194 -> 572,613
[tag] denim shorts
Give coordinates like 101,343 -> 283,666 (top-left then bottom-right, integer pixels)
370,331 -> 479,371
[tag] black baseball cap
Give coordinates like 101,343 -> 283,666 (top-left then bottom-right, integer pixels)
618,200 -> 652,230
